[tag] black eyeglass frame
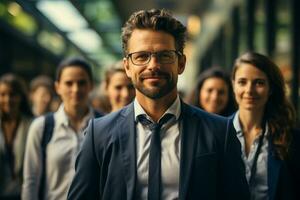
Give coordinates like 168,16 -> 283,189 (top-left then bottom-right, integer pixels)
125,50 -> 183,66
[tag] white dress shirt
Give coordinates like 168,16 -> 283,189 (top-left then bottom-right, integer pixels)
134,96 -> 181,200
233,111 -> 269,200
0,114 -> 32,197
22,104 -> 95,200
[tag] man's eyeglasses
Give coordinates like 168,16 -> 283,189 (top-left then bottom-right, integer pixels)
126,50 -> 182,66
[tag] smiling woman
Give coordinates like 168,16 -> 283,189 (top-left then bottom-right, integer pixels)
233,63 -> 270,112
22,57 -> 103,200
230,52 -> 299,200
0,73 -> 33,200
186,66 -> 235,116
104,61 -> 135,112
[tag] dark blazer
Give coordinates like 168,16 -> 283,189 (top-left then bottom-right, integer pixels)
229,115 -> 300,200
68,102 -> 249,200
285,128 -> 300,200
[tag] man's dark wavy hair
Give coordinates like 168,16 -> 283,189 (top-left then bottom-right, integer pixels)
121,9 -> 187,56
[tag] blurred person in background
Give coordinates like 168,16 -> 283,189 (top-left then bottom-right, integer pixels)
230,52 -> 299,200
187,67 -> 236,116
0,73 -> 33,200
30,75 -> 55,117
104,61 -> 135,112
89,85 -> 111,114
22,57 -> 102,200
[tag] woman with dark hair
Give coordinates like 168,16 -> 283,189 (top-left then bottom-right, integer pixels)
231,52 -> 299,200
22,57 -> 103,200
187,67 -> 236,116
0,73 -> 33,200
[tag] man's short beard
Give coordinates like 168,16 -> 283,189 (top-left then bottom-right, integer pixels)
134,76 -> 177,99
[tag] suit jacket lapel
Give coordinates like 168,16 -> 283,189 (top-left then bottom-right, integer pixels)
179,103 -> 198,200
118,103 -> 136,200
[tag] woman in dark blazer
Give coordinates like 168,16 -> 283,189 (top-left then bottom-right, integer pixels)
230,52 -> 299,200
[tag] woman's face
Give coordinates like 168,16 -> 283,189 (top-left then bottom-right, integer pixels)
0,83 -> 21,114
31,86 -> 52,116
106,72 -> 135,112
55,66 -> 93,110
199,77 -> 229,114
232,63 -> 270,112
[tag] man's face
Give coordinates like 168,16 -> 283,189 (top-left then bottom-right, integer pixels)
123,29 -> 185,100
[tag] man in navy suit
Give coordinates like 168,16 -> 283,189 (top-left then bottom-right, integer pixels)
68,9 -> 249,200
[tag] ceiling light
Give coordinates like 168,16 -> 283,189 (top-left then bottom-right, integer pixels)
68,29 -> 102,53
37,0 -> 88,32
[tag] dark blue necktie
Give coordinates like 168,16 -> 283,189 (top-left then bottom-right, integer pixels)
137,114 -> 173,200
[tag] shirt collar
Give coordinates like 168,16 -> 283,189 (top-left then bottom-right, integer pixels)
55,103 -> 94,129
134,95 -> 181,123
233,111 -> 243,137
233,110 -> 269,137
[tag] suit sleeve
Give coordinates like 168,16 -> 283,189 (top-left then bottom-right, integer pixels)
67,119 -> 101,200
